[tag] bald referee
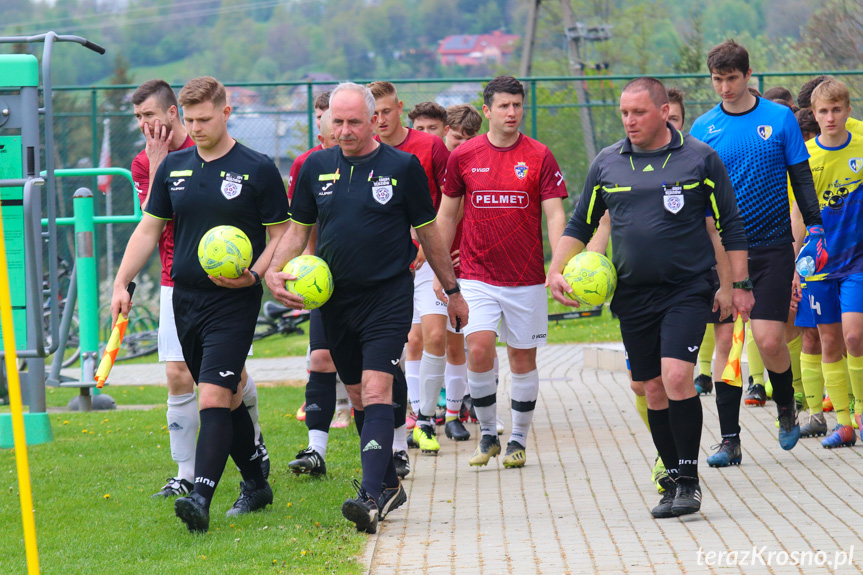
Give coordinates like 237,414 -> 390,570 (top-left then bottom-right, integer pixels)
265,82 -> 467,534
548,77 -> 753,518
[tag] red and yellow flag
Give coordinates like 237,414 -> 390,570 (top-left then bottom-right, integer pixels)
721,316 -> 746,387
95,312 -> 129,388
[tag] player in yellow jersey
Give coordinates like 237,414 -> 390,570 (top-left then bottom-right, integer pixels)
794,80 -> 863,448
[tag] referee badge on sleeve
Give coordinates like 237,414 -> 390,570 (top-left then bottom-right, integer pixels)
371,175 -> 393,205
662,184 -> 684,214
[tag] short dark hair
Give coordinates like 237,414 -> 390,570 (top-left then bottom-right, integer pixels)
483,75 -> 524,107
446,104 -> 483,136
621,77 -> 668,108
795,108 -> 820,138
707,39 -> 749,74
131,79 -> 178,111
763,86 -> 793,105
314,91 -> 331,111
408,101 -> 447,123
798,75 -> 832,109
666,86 -> 685,122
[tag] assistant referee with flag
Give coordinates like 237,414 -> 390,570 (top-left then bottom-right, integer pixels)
547,77 -> 753,519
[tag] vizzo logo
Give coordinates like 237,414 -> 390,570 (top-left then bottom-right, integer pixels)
471,167 -> 490,173
472,190 -> 529,209
219,370 -> 235,378
532,333 -> 547,340
363,440 -> 382,452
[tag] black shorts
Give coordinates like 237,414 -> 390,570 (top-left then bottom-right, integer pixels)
749,244 -> 794,322
611,274 -> 712,382
706,267 -> 734,324
173,285 -> 261,391
308,308 -> 328,352
319,272 -> 413,386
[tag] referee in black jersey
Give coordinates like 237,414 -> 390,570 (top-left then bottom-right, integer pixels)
265,82 -> 468,534
547,77 -> 754,519
111,77 -> 290,533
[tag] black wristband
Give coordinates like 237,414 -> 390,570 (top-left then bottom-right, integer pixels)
444,283 -> 461,296
249,269 -> 261,286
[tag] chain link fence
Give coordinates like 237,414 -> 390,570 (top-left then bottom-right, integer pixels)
47,71 -> 863,309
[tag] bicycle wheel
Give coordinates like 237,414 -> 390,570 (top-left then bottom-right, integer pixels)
113,305 -> 160,362
253,317 -> 279,341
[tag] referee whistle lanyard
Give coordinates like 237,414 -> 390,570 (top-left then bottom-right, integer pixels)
721,316 -> 746,387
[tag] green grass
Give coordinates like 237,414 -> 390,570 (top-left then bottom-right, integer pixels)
0,386 -> 368,575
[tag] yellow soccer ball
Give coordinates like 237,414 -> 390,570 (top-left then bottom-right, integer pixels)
283,255 -> 334,309
562,251 -> 617,306
197,225 -> 253,279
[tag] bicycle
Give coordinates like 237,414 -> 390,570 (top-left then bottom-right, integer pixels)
254,300 -> 310,341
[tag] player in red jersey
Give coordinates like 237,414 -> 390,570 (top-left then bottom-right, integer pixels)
445,104 -> 483,153
436,75 -> 568,469
368,81 -> 457,457
287,92 -> 330,202
131,80 -> 268,498
409,101 -> 448,140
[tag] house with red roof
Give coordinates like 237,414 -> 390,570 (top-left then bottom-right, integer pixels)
437,30 -> 521,67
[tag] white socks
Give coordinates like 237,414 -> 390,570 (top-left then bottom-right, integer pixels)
309,429 -> 329,460
405,359 -> 421,415
510,369 -> 539,448
166,391 -> 198,482
419,351 -> 446,419
241,372 -> 261,444
445,361 -> 468,414
393,424 -> 408,452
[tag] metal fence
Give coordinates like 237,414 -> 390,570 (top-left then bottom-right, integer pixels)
47,70 -> 863,307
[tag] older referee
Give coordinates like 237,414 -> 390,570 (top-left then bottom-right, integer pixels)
266,82 -> 468,534
548,77 -> 753,519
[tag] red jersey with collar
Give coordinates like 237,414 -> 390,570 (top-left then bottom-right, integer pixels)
131,135 -> 195,286
443,133 -> 567,286
288,144 -> 324,202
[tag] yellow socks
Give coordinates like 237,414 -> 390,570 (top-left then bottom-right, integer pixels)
847,355 -> 863,419
800,353 -> 824,414
698,328 -> 716,378
823,358 -> 852,426
787,333 -> 803,398
635,394 -> 650,431
746,324 -> 766,386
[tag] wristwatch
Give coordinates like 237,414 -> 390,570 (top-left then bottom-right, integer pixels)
732,278 -> 753,291
249,269 -> 262,286
444,283 -> 461,296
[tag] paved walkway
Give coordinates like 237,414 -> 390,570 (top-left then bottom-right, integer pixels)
364,345 -> 863,575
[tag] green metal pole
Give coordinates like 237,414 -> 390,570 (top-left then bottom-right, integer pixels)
530,79 -> 538,140
306,82 -> 315,150
90,89 -> 98,193
73,188 -> 99,390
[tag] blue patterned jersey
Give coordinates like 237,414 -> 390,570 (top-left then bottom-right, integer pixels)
691,98 -> 809,248
806,132 -> 863,280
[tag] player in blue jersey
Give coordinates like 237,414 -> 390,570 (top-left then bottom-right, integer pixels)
795,80 -> 863,448
690,40 -> 825,463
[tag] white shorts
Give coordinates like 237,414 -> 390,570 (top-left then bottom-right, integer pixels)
412,264 -> 457,332
159,285 -> 253,362
158,285 -> 185,362
460,280 -> 548,348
